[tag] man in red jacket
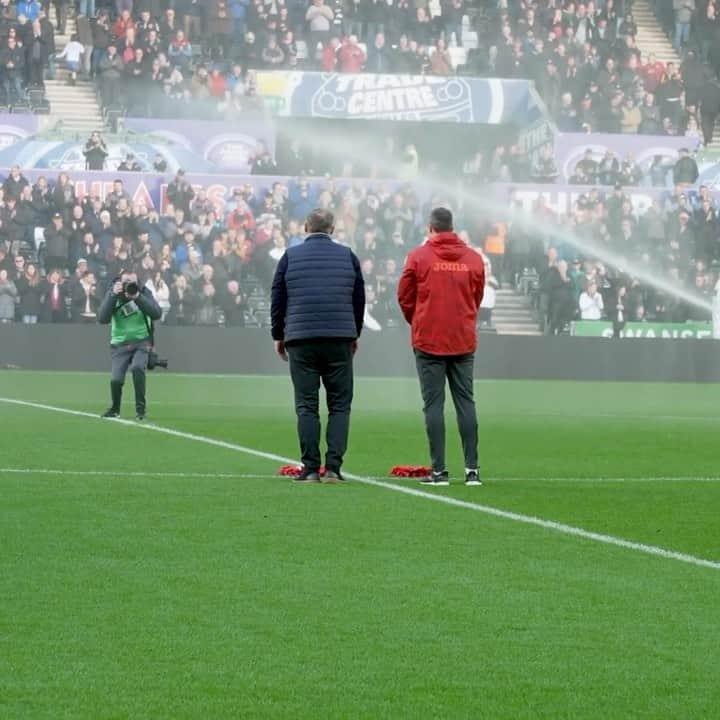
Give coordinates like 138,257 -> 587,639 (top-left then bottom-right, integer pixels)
398,208 -> 486,487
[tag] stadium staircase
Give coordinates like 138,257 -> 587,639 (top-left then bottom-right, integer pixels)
633,1 -> 720,149
492,288 -> 541,336
633,0 -> 679,66
44,12 -> 107,136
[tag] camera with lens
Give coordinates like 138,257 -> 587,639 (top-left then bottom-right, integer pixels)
147,351 -> 169,371
123,280 -> 139,296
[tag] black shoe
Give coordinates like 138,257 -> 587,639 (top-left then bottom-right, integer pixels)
465,470 -> 482,487
293,470 -> 320,484
322,470 -> 345,484
135,414 -> 146,422
420,471 -> 450,486
101,408 -> 119,418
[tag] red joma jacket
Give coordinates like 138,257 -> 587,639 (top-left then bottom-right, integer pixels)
397,232 -> 486,356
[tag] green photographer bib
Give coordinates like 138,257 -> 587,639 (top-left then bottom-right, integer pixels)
111,299 -> 152,346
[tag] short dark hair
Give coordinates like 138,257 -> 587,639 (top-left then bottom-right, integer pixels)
306,208 -> 335,234
429,207 -> 453,233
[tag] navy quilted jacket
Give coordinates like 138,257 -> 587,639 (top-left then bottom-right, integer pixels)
270,233 -> 365,342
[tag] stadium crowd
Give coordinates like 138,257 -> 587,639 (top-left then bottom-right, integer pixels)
0,167 -> 429,328
503,184 -> 719,334
0,165 -> 716,334
0,0 -> 705,144
75,1 -> 720,145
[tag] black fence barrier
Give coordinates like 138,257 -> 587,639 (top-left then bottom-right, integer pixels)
1,326 -> 720,382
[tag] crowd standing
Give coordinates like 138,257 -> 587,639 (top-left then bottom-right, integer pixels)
0,162 -> 717,334
499,184 -> 719,334
0,1 -> 719,147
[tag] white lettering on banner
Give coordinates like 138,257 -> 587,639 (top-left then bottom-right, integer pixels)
512,189 -> 655,215
420,85 -> 437,107
347,86 -> 439,116
347,93 -> 362,114
336,74 -> 431,93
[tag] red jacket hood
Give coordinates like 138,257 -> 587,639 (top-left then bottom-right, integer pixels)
427,232 -> 468,261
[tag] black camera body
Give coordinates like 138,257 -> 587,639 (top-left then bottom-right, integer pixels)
123,280 -> 139,296
147,351 -> 169,371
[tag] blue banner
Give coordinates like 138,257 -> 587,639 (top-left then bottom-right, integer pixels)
254,71 -> 536,125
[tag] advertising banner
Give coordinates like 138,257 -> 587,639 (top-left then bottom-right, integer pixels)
0,116 -> 274,174
571,321 -> 714,339
0,113 -> 39,152
0,168 -> 407,216
491,183 -> 687,215
254,71 -> 535,125
555,132 -> 700,184
122,118 -> 276,173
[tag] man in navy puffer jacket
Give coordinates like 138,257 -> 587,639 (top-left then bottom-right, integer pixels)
271,209 -> 365,484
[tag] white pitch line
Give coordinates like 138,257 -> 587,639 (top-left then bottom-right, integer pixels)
0,468 -> 278,480
1,396 -> 719,571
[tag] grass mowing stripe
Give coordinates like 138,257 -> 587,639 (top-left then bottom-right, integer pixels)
3,467 -> 720,484
2,395 -> 719,571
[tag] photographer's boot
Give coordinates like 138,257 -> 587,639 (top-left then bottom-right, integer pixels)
101,381 -> 123,418
132,369 -> 146,421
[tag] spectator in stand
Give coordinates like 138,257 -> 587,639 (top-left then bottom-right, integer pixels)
338,34 -> 365,73
621,96 -> 642,133
83,131 -> 109,170
168,29 -> 192,73
673,148 -> 699,186
113,9 -> 135,40
167,170 -> 195,215
146,269 -> 171,320
549,259 -> 575,335
43,212 -> 70,271
166,273 -> 195,325
219,278 -> 247,326
56,33 -> 84,85
98,44 -> 124,107
91,10 -> 112,77
261,34 -> 285,68
71,270 -> 99,322
53,0 -> 69,34
429,37 -> 452,76
478,255 -> 498,329
531,144 -> 560,183
42,268 -> 66,323
366,32 -> 392,74
673,0 -> 695,54
27,19 -> 48,88
3,166 -> 29,201
1,36 -> 26,102
700,77 -> 720,147
16,261 -> 42,323
52,172 -> 77,221
611,285 -> 628,338
306,0 -> 334,52
641,53 -> 666,93
0,268 -> 17,323
321,34 -> 340,70
579,280 -> 605,320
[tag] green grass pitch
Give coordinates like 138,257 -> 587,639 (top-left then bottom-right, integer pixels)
1,371 -> 719,719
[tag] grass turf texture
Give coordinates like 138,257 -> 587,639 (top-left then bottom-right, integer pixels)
1,371 -> 719,719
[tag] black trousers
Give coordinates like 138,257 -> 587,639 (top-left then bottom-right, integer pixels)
287,340 -> 354,473
110,340 -> 150,415
702,111 -> 718,147
415,349 -> 478,473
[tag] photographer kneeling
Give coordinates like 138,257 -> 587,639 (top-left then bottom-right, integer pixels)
98,270 -> 162,421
